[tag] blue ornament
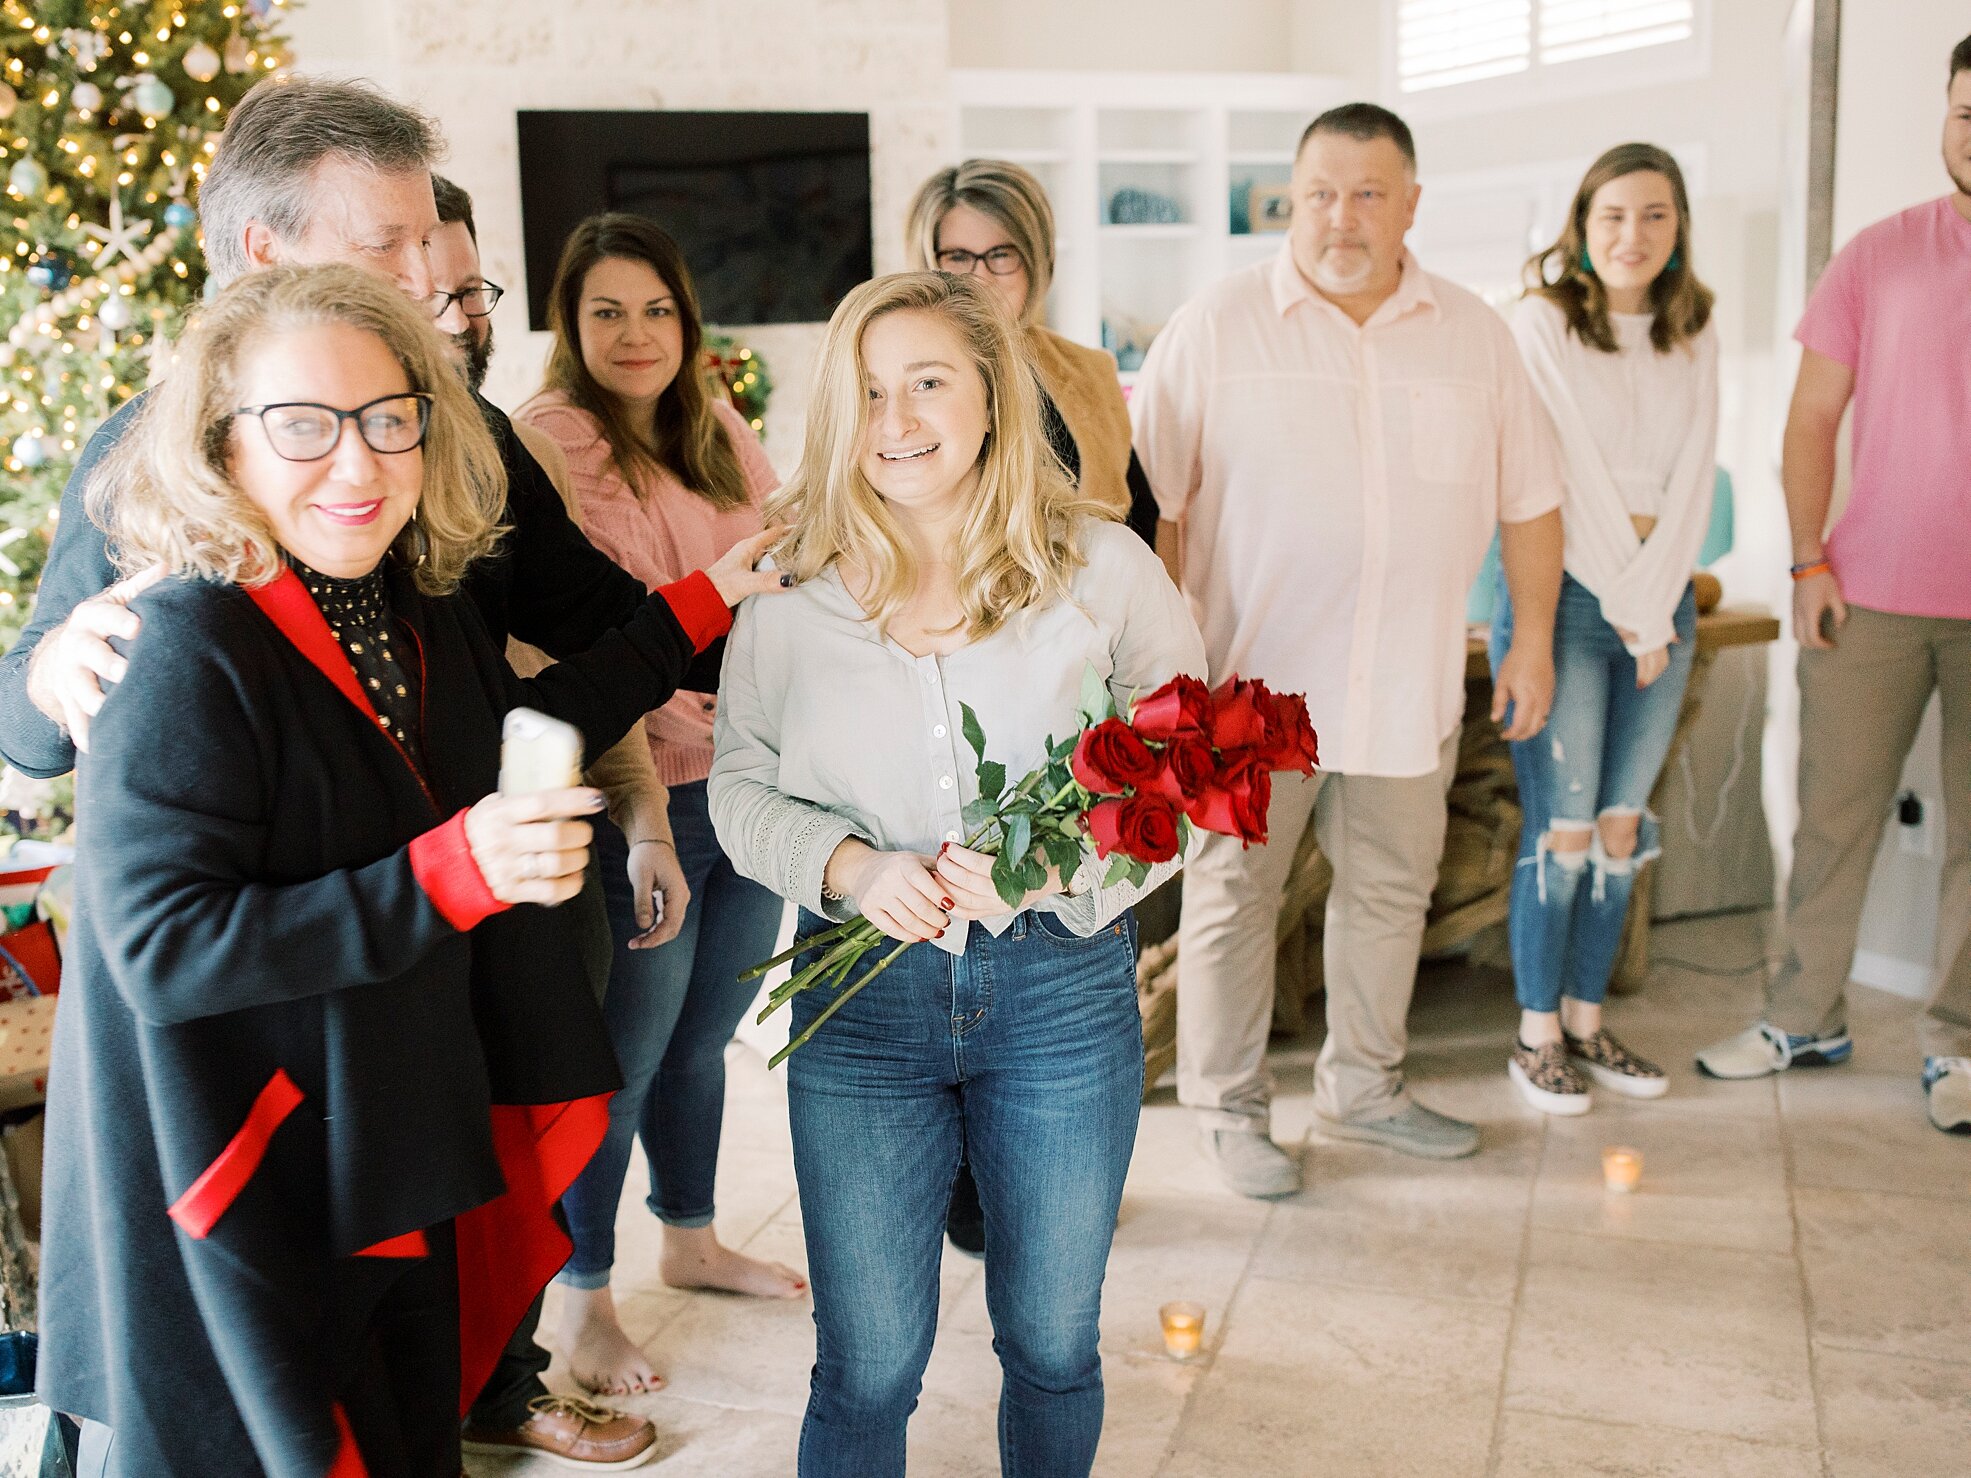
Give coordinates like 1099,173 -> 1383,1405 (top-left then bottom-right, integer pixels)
164,200 -> 196,228
248,0 -> 274,15
8,158 -> 47,199
132,76 -> 175,120
11,432 -> 49,469
25,252 -> 73,291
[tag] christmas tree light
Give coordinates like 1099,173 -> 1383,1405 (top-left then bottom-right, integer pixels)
0,0 -> 291,647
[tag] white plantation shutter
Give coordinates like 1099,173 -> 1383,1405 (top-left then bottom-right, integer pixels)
1539,0 -> 1695,63
1396,0 -> 1533,92
1395,0 -> 1697,93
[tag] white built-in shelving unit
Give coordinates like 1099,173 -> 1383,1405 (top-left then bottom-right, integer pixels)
950,70 -> 1349,377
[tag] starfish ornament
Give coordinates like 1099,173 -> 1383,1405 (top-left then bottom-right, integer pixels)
81,195 -> 153,269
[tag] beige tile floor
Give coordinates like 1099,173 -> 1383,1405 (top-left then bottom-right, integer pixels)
473,912 -> 1971,1477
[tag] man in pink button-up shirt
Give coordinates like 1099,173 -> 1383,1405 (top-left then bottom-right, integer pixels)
1697,38 -> 1971,1135
1133,104 -> 1564,1197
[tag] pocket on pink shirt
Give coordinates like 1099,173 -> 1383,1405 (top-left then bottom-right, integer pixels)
1409,384 -> 1486,484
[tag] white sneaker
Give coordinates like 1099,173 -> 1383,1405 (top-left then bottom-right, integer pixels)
1695,1022 -> 1853,1080
1925,1057 -> 1971,1135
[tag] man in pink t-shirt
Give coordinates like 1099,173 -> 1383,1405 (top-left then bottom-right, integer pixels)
1698,35 -> 1971,1136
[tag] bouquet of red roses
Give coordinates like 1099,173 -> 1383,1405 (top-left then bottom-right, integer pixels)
742,667 -> 1318,1066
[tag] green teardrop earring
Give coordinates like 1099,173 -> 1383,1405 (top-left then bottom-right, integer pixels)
1579,248 -> 1595,276
1666,248 -> 1683,272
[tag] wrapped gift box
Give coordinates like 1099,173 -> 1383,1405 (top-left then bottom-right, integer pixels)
0,997 -> 54,1115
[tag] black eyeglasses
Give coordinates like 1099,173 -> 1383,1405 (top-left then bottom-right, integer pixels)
426,280 -> 505,319
233,394 -> 433,462
935,247 -> 1024,277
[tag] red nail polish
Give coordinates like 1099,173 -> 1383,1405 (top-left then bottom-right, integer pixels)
935,928 -> 945,939
941,897 -> 955,910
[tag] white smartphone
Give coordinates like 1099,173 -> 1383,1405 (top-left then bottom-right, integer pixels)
499,708 -> 584,796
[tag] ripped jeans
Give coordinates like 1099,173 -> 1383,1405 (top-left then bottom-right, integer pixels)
1490,572 -> 1698,1013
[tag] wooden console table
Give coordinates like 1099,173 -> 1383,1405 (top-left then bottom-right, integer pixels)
1138,605 -> 1780,1090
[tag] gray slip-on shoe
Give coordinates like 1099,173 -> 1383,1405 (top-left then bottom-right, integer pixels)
1316,1100 -> 1480,1160
1197,1128 -> 1303,1198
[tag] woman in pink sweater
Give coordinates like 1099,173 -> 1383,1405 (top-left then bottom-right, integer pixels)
517,214 -> 803,1398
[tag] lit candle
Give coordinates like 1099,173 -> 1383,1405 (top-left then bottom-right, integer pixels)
1159,1301 -> 1205,1360
1602,1146 -> 1643,1194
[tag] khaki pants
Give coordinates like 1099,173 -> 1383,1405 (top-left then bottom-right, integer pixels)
1176,730 -> 1459,1129
1767,605 -> 1971,1056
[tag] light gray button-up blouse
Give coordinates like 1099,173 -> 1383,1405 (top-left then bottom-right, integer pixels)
709,519 -> 1209,954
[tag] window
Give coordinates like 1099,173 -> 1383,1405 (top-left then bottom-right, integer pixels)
1538,1 -> 1695,65
1394,0 -> 1697,94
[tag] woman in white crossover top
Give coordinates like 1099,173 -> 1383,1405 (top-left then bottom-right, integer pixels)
1493,143 -> 1718,1117
709,271 -> 1204,1477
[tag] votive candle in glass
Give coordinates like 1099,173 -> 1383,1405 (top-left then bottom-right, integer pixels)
1159,1301 -> 1206,1359
1602,1146 -> 1643,1194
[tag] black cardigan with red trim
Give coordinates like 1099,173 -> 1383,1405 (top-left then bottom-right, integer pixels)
36,563 -> 704,1477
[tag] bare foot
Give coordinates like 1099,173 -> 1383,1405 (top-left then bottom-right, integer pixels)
659,1226 -> 808,1299
555,1286 -> 664,1396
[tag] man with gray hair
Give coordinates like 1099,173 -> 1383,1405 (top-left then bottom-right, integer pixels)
13,75 -> 677,1474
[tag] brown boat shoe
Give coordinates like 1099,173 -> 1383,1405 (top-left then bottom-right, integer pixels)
461,1393 -> 658,1471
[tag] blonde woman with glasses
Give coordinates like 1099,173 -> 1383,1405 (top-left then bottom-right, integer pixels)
709,271 -> 1204,1477
907,159 -> 1165,558
38,264 -> 768,1476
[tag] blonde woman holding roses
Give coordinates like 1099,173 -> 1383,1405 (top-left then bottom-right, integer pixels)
709,270 -> 1204,1478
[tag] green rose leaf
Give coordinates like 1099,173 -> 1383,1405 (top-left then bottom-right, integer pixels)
1103,853 -> 1133,888
1004,809 -> 1032,866
991,851 -> 1027,908
977,759 -> 1006,801
962,795 -> 1001,828
1043,832 -> 1081,877
1078,662 -> 1114,726
960,701 -> 987,762
1017,855 -> 1048,891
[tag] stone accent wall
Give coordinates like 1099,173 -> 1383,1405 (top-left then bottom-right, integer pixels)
293,0 -> 952,471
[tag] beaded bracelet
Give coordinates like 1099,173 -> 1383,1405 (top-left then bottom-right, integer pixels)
1789,559 -> 1833,582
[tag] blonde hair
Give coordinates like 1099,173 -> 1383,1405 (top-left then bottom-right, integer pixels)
904,160 -> 1055,326
767,271 -> 1105,640
92,263 -> 507,595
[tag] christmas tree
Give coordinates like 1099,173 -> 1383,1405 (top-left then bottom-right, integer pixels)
0,0 -> 292,649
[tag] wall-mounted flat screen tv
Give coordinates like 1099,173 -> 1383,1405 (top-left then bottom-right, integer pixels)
516,110 -> 873,329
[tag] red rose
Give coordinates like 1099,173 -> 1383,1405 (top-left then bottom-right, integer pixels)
1070,717 -> 1160,795
1129,675 -> 1211,741
1184,755 -> 1273,846
1086,793 -> 1183,863
1142,733 -> 1216,808
1254,688 -> 1320,775
1207,677 -> 1268,751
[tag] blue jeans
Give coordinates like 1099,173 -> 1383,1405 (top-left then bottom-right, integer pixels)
560,780 -> 786,1285
786,909 -> 1143,1478
1491,573 -> 1698,1013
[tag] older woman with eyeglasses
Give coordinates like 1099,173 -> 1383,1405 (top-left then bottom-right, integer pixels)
36,264 -> 769,1478
906,160 -> 1163,556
